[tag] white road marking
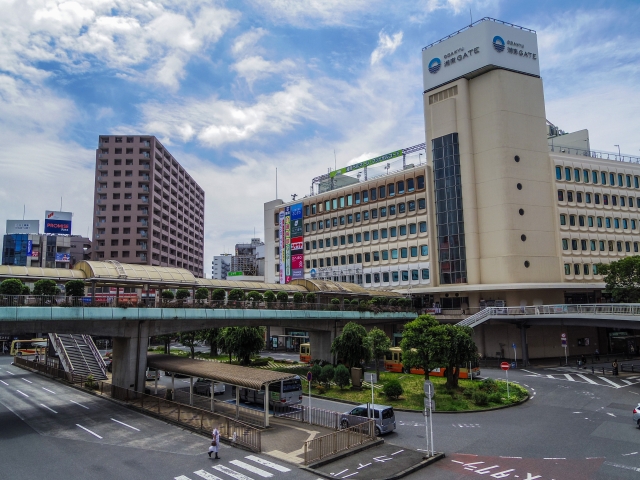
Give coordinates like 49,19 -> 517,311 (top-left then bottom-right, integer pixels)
193,470 -> 223,480
76,424 -> 102,439
111,418 -> 140,431
42,387 -> 56,394
333,469 -> 348,476
628,376 -> 640,380
544,457 -> 566,460
391,449 -> 405,455
40,403 -> 58,413
622,452 -> 638,456
576,374 -> 599,385
70,399 -> 89,409
357,463 -> 372,469
244,456 -> 290,472
521,369 -> 538,375
572,412 -> 582,414
604,461 -> 640,472
16,389 -> 29,397
212,465 -> 253,480
546,375 -> 555,379
6,370 -> 15,375
0,380 -> 8,385
21,378 -> 33,384
598,377 -> 622,388
500,456 -> 522,459
607,413 -> 616,417
229,460 -> 272,478
622,380 -> 633,385
343,473 -> 359,479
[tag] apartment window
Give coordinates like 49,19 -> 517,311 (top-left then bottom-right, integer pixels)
402,271 -> 409,281
339,197 -> 345,208
586,193 -> 591,203
348,254 -> 354,264
332,199 -> 337,209
408,201 -> 416,212
371,209 -> 378,219
608,240 -> 614,251
419,222 -> 427,233
340,236 -> 346,245
348,234 -> 354,244
407,178 -> 415,192
617,241 -> 623,252
595,194 -> 600,204
391,249 -> 398,259
410,246 -> 418,257
578,216 -> 585,227
347,214 -> 353,224
325,200 -> 330,211
364,231 -> 370,241
113,182 -> 121,188
341,255 -> 347,265
392,271 -> 399,282
381,250 -> 388,260
318,239 -> 324,248
584,170 -> 590,183
627,175 -> 632,188
312,240 -> 317,250
409,223 -> 417,234
389,205 -> 396,215
603,195 -> 609,205
621,197 -> 626,207
569,215 -> 575,226
114,170 -> 122,177
304,205 -> 310,216
583,264 -> 589,275
577,192 -> 583,203
332,217 -> 338,227
372,230 -> 379,240
112,216 -> 119,222
354,192 -> 360,204
564,264 -> 571,275
590,240 -> 596,251
555,166 -> 562,180
588,216 -> 594,227
601,172 -> 607,185
312,259 -> 317,268
612,195 -> 618,206
305,242 -> 310,251
558,190 -> 564,201
398,203 -> 406,214
618,173 -> 623,187
400,248 -> 408,258
390,227 -> 397,237
382,272 -> 389,282
365,274 -> 371,284
599,240 -> 605,251
363,190 -> 369,202
370,188 -> 377,201
564,167 -> 571,181
574,168 -> 580,182
380,207 -> 387,218
356,233 -> 362,243
592,171 -> 598,184
373,273 -> 380,283
365,253 -> 371,262
593,264 -> 599,274
379,186 -> 386,198
381,228 -> 388,239
325,219 -> 331,228
111,228 -> 120,234
333,237 -> 338,246
562,239 -> 568,250
418,199 -> 426,210
356,253 -> 362,263
606,217 -> 611,228
397,181 -> 405,194
363,211 -> 369,221
571,239 -> 578,250
417,175 -> 425,189
125,182 -> 132,188
305,224 -> 310,233
400,225 -> 407,236
581,239 -> 587,251
626,241 -> 631,252
610,172 -> 615,185
623,219 -> 628,229
311,222 -> 317,231
355,212 -> 361,222
574,264 -> 580,275
388,183 -> 395,197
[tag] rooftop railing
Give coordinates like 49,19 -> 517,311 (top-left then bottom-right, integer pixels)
550,144 -> 640,164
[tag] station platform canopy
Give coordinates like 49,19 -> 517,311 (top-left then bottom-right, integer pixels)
147,354 -> 299,390
291,279 -> 402,297
0,265 -> 85,281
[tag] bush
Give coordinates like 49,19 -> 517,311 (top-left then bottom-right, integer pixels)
333,364 -> 350,389
246,291 -> 263,302
264,290 -> 276,304
228,289 -> 245,301
64,280 -> 85,297
21,285 -> 30,295
473,391 -> 489,406
276,291 -> 289,303
305,292 -> 317,304
211,289 -> 226,301
33,279 -> 58,296
0,278 -> 25,296
176,289 -> 190,300
479,378 -> 498,393
316,385 -> 327,394
195,288 -> 209,301
310,364 -> 322,383
488,392 -> 503,404
161,290 -> 174,300
251,358 -> 269,367
319,364 -> 335,385
388,298 -> 398,307
382,379 -> 404,400
330,298 -> 340,305
293,292 -> 305,304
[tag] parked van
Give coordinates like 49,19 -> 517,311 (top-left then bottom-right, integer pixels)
340,404 -> 396,436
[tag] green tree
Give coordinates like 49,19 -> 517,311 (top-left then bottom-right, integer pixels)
399,315 -> 440,379
0,279 -> 25,296
276,291 -> 289,304
218,327 -> 234,363
21,285 -> 30,295
305,292 -> 316,304
319,364 -> 335,386
246,291 -> 263,303
263,290 -> 276,306
195,288 -> 209,303
178,331 -> 198,358
197,328 -> 222,357
33,279 -> 58,296
333,364 -> 350,389
161,290 -> 175,301
382,379 -> 403,400
293,292 -> 304,304
157,334 -> 173,354
176,289 -> 190,300
64,280 -> 85,297
228,289 -> 245,302
331,322 -> 371,369
598,256 -> 640,302
310,364 -> 322,384
368,327 -> 392,378
436,324 -> 477,389
211,289 -> 226,302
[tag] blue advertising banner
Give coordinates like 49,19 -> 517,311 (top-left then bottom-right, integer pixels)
26,240 -> 33,256
55,253 -> 70,262
44,211 -> 72,235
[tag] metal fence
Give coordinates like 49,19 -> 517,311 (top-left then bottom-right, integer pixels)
13,357 -> 262,452
274,404 -> 366,431
303,419 -> 376,465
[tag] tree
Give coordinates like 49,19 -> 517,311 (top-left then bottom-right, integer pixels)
305,292 -> 316,304
178,331 -> 198,358
198,328 -> 222,357
246,291 -> 263,304
276,291 -> 289,304
368,327 -> 392,378
331,322 -> 371,369
33,279 -> 58,296
21,285 -> 30,295
333,364 -> 350,389
218,328 -> 235,363
382,379 -> 403,400
176,289 -> 190,300
293,292 -> 305,305
434,324 -> 477,389
161,290 -> 175,302
211,289 -> 226,302
195,288 -> 209,303
310,364 -> 322,383
219,327 -> 265,365
0,279 -> 24,296
319,364 -> 335,386
264,290 -> 276,306
157,334 -> 173,354
64,280 -> 85,297
228,289 -> 245,302
399,315 -> 440,379
598,256 -> 640,303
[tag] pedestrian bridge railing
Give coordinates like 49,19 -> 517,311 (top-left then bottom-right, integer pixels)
303,419 -> 376,465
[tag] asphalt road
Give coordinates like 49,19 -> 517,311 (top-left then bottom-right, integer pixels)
0,355 -> 316,480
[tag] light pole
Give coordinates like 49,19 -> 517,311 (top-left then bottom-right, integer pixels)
614,145 -> 621,159
418,153 -> 423,165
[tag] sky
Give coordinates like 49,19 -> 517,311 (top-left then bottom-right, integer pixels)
1,0 -> 639,276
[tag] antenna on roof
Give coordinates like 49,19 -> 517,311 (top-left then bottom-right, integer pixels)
470,9 -> 472,26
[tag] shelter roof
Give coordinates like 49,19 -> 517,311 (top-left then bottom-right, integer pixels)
0,265 -> 85,281
146,354 -> 300,390
75,261 -> 196,285
195,278 -> 306,292
291,279 -> 402,297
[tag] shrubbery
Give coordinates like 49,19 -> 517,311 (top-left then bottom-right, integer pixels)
333,364 -> 350,389
382,379 -> 404,400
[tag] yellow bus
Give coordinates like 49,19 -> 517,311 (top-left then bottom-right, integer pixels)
300,343 -> 311,364
10,339 -> 47,356
384,347 -> 480,378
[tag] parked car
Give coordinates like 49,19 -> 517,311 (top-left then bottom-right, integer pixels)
145,367 -> 159,381
633,403 -> 640,427
193,378 -> 226,396
164,370 -> 189,378
340,404 -> 396,436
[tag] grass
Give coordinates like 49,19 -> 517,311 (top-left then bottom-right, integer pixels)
295,371 -> 528,411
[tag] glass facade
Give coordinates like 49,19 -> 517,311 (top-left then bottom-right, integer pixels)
433,133 -> 467,284
2,234 -> 30,266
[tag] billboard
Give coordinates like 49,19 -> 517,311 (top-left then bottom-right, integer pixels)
55,253 -> 70,262
330,150 -> 403,179
6,220 -> 39,235
278,210 -> 286,284
26,240 -> 32,257
422,20 -> 540,92
44,211 -> 72,235
279,203 -> 304,284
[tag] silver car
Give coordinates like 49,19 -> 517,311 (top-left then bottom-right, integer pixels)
193,378 -> 226,396
340,404 -> 396,436
634,403 -> 640,427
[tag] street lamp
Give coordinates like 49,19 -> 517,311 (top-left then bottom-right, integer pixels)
614,145 -> 621,158
418,153 -> 423,165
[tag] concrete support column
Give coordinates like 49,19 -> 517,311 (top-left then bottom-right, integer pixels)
235,386 -> 240,420
154,368 -> 158,395
211,383 -> 215,412
309,330 -> 335,364
111,321 -> 149,393
172,373 -> 175,400
116,285 -> 120,305
520,324 -> 529,367
264,383 -> 270,427
91,281 -> 96,306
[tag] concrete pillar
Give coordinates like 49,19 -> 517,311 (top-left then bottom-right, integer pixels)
520,324 -> 529,367
111,321 -> 149,393
116,285 -> 120,305
172,373 -> 175,399
309,330 -> 335,364
235,386 -> 240,420
91,281 -> 96,306
264,383 -> 270,427
211,383 -> 215,412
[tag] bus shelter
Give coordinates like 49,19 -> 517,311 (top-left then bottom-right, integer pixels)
146,354 -> 299,427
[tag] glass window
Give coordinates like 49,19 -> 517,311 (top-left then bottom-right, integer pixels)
391,249 -> 398,259
357,253 -> 362,263
592,171 -> 598,184
421,245 -> 428,255
567,191 -> 573,202
365,274 -> 371,283
400,225 -> 407,236
374,273 -> 380,283
581,239 -> 587,250
382,272 -> 389,282
340,235 -> 346,245
372,230 -> 379,240
356,233 -> 362,242
363,190 -> 369,202
559,214 -> 566,225
617,241 -> 622,252
606,217 -> 611,228
614,218 -> 619,228
626,241 -> 631,252
410,246 -> 418,257
332,217 -> 338,227
636,177 -> 640,189
319,239 -> 324,248
421,268 -> 430,280
363,211 -> 369,220
411,270 -> 419,281
599,240 -> 605,251
558,190 -> 564,201
389,205 -> 396,215
373,251 -> 379,261
378,186 -> 386,198
409,223 -> 417,234
577,192 -> 582,203
371,209 -> 378,219
562,239 -> 568,250
370,188 -> 377,201
400,248 -> 408,258
348,234 -> 354,244
574,168 -> 580,182
584,170 -> 589,183
339,197 -> 345,208
636,242 -> 639,253
408,201 -> 416,211
417,176 -> 425,189
312,222 -> 317,231
590,240 -> 596,251
347,214 -> 353,224
574,264 -> 580,275
305,205 -> 310,216
390,227 -> 397,237
388,183 -> 395,196
618,174 -> 623,187
354,192 -> 360,204
347,194 -> 352,206
633,220 -> 637,230
601,172 -> 607,185
339,216 -> 345,225
597,217 -> 603,227
586,193 -> 591,203
593,264 -> 599,274
612,195 -> 617,206
380,207 -> 387,217
325,219 -> 330,228
397,181 -> 405,194
332,198 -> 337,209
595,194 -> 600,204
312,240 -> 317,249
333,237 -> 338,246
571,239 -> 578,250
398,203 -> 406,214
603,194 -> 609,205
621,197 -> 626,207
392,271 -> 399,282
579,216 -> 585,227
407,178 -> 415,192
555,166 -> 562,180
419,222 -> 427,232
588,216 -> 594,227
564,264 -> 571,275
381,228 -> 388,239
623,219 -> 628,229
584,264 -> 590,275
402,271 -> 409,281
418,199 -> 426,210
364,231 -> 370,241
627,175 -> 632,188
564,167 -> 571,181
355,212 -> 361,222
382,250 -> 388,260
610,172 -> 615,185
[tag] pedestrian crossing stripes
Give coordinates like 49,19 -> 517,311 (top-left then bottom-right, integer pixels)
524,370 -> 640,388
174,455 -> 292,480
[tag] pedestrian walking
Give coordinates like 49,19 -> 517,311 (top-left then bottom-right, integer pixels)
612,359 -> 619,376
209,426 -> 220,459
581,354 -> 587,369
594,349 -> 600,361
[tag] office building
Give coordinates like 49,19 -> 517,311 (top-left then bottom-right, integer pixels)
92,135 -> 205,277
211,254 -> 232,280
231,238 -> 265,276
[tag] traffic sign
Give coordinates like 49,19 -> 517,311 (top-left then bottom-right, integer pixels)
306,371 -> 312,382
512,343 -> 516,349
561,333 -> 566,338
500,362 -> 510,371
365,373 -> 377,383
423,380 -> 434,397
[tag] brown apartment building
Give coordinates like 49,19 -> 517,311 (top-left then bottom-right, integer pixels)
92,135 -> 205,277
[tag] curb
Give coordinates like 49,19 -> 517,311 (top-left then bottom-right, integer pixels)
303,438 -> 385,469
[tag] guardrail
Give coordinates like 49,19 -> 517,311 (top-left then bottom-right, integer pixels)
13,357 -> 262,452
274,404 -> 365,431
303,419 -> 376,465
173,389 -> 266,428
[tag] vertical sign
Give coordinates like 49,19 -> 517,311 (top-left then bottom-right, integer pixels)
290,202 -> 304,280
26,240 -> 33,257
284,206 -> 291,283
278,211 -> 285,284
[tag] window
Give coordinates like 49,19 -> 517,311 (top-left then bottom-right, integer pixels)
305,242 -> 310,251
391,249 -> 398,259
627,175 -> 632,188
383,272 -> 389,282
636,177 -> 640,189
402,271 -> 409,281
577,192 -> 583,203
372,230 -> 379,240
319,259 -> 324,267
417,175 -> 425,189
599,240 -> 605,251
562,239 -> 568,250
398,203 -> 406,214
558,190 -> 564,201
304,206 -> 310,216
400,225 -> 407,236
565,167 -> 571,181
590,240 -> 596,251
363,211 -> 369,221
347,214 -> 353,224
595,194 -> 600,204
618,174 -> 623,187
340,216 -> 345,225
397,181 -> 405,194
636,242 -> 640,253
421,268 -> 430,280
371,209 -> 378,219
381,228 -> 388,239
392,271 -> 399,282
312,204 -> 316,214
574,264 -> 580,275
332,198 -> 337,210
609,240 -> 614,251
325,219 -> 330,228
555,166 -> 562,180
626,241 -> 631,252
408,201 -> 416,211
339,197 -> 345,208
418,199 -> 426,210
569,215 -> 575,226
623,219 -> 628,229
560,214 -> 566,226
574,168 -> 580,182
612,195 -> 617,206
363,190 -> 369,202
592,171 -> 598,184
341,255 -> 347,265
571,239 -> 578,250
593,264 -> 599,274
621,196 -> 626,207
355,212 -> 361,222
586,193 -> 591,203
601,172 -> 607,185
407,178 -> 415,192
370,188 -> 377,201
365,274 -> 371,284
400,248 -> 408,258
579,216 -> 585,227
617,241 -> 623,252
581,239 -> 587,251
380,207 -> 387,217
610,172 -> 615,185
603,194 -> 609,205
584,170 -> 590,183
357,253 -> 362,263
332,217 -> 338,227
388,183 -> 395,196
564,264 -> 571,275
319,239 -> 324,248
364,231 -> 370,241
340,235 -> 346,245
410,246 -> 418,257
305,224 -> 310,233
325,200 -> 330,211
382,250 -> 388,260
312,240 -> 317,250
419,222 -> 427,233
312,222 -> 317,231
373,273 -> 380,283
588,216 -> 594,227
410,270 -> 418,281
348,254 -> 354,264
409,223 -> 417,234
633,220 -> 637,230
333,237 -> 338,246
347,194 -> 353,206
389,205 -> 396,215
567,191 -> 573,202
606,217 -> 611,228
379,186 -> 386,198
356,233 -> 362,242
373,251 -> 379,262
390,227 -> 397,237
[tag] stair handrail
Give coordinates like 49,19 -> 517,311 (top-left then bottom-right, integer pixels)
49,333 -> 74,374
456,307 -> 493,328
82,334 -> 108,377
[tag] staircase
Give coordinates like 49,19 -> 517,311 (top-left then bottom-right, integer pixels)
49,333 -> 108,380
456,308 -> 493,328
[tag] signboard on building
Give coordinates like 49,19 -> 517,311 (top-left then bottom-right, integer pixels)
279,203 -> 304,284
278,210 -> 286,284
6,220 -> 40,235
44,211 -> 72,235
228,271 -> 244,277
422,19 -> 540,93
55,253 -> 70,262
329,150 -> 403,179
26,240 -> 32,257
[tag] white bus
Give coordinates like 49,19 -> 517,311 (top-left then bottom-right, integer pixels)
236,376 -> 303,406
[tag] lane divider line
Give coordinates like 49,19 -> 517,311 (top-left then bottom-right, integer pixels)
111,418 -> 140,431
76,424 -> 102,439
40,403 -> 58,413
42,387 -> 56,394
70,399 -> 89,409
21,378 -> 33,384
16,389 -> 29,398
576,374 -> 599,385
0,380 -> 8,386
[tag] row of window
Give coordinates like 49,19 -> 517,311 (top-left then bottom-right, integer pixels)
559,214 -> 638,230
558,190 -> 640,207
562,239 -> 639,253
304,176 -> 426,216
304,200 -> 427,232
564,263 -> 600,276
304,246 -> 430,268
556,166 -> 640,188
303,222 -> 428,250
365,269 -> 430,284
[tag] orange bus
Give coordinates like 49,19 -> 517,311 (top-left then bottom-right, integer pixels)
299,343 -> 311,364
384,347 -> 480,378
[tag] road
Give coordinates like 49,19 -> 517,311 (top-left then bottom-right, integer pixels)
0,355 -> 315,480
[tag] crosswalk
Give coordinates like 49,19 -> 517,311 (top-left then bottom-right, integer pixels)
522,368 -> 640,388
174,455 -> 291,480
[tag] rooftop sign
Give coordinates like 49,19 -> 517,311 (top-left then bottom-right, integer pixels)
329,150 -> 403,179
422,18 -> 540,93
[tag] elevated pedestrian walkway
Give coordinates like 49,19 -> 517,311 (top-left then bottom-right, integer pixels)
50,333 -> 107,380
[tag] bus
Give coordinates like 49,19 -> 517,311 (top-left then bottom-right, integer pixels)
300,343 -> 311,364
384,347 -> 480,378
10,338 -> 47,357
235,376 -> 303,407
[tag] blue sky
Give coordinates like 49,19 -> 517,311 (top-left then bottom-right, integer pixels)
1,0 -> 639,274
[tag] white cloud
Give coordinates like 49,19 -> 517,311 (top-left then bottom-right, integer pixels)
247,0 -> 381,26
231,56 -> 296,85
231,28 -> 267,56
370,31 -> 403,65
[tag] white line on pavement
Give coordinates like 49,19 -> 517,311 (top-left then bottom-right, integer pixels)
598,377 -> 622,388
391,450 -> 405,455
6,370 -> 15,375
343,473 -> 359,479
0,380 -> 8,385
521,369 -> 538,375
622,452 -> 638,456
16,389 -> 29,398
230,460 -> 273,478
564,374 -> 575,382
604,461 -> 640,472
500,456 -> 522,459
70,399 -> 89,409
20,378 -> 32,384
622,380 -> 633,385
76,424 -> 102,439
40,403 -> 58,413
111,418 -> 140,431
211,465 -> 253,480
607,413 -> 616,417
175,476 -> 194,480
576,374 -> 599,385
244,456 -> 290,472
544,457 -> 566,460
193,470 -> 223,480
42,387 -> 56,394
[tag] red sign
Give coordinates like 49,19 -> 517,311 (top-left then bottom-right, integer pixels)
290,254 -> 304,269
500,362 -> 510,371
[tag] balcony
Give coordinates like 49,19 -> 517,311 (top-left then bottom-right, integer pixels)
139,208 -> 149,215
140,175 -> 150,181
139,254 -> 147,261
139,231 -> 148,238
141,164 -> 150,169
138,244 -> 148,250
139,219 -> 148,226
142,152 -> 150,158
143,141 -> 151,147
141,185 -> 149,192
97,175 -> 108,181
140,197 -> 149,203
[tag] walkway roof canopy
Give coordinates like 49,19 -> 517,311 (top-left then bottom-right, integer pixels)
0,265 -> 85,281
291,279 -> 402,297
147,354 -> 300,390
75,261 -> 197,285
195,278 -> 306,292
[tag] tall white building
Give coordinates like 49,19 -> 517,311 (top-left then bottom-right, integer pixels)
211,254 -> 231,280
